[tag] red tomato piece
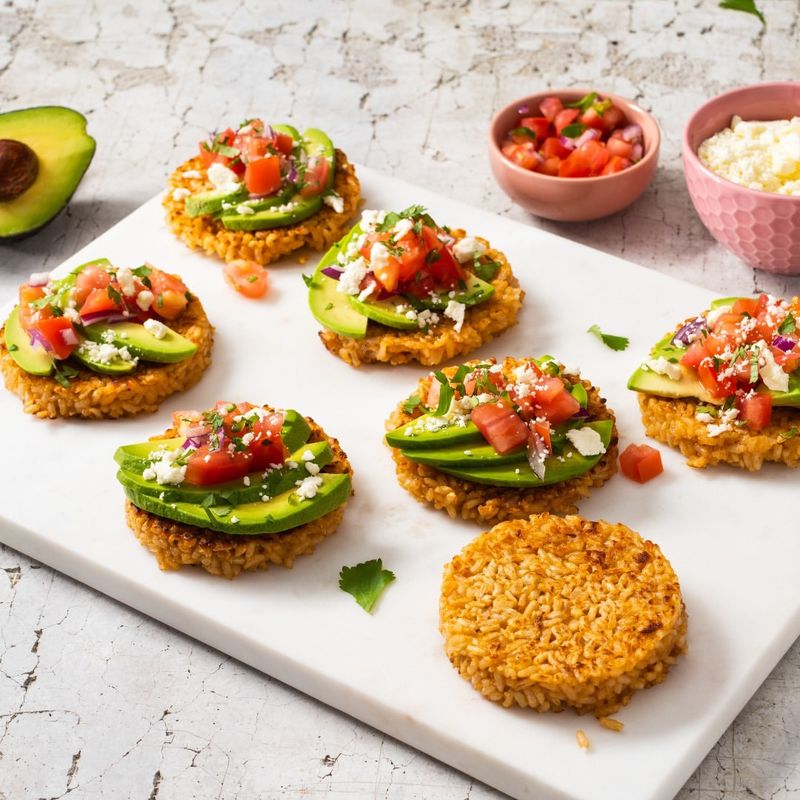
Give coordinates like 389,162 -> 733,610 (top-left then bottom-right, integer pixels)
519,116 -> 551,142
558,149 -> 592,178
579,107 -> 606,130
471,403 -> 528,454
680,340 -> 706,369
531,420 -> 552,453
29,317 -> 77,359
739,392 -> 772,430
541,136 -> 572,160
420,227 -> 464,288
581,139 -> 610,175
606,137 -> 633,159
184,448 -> 253,486
223,260 -> 268,299
394,232 -> 427,283
539,96 -> 564,122
554,108 -> 580,135
245,155 -> 281,196
731,297 -> 759,316
75,263 -> 112,306
601,154 -> 632,175
148,270 -> 189,320
79,285 -> 123,318
540,157 -> 561,176
601,105 -> 626,132
248,413 -> 287,470
274,132 -> 294,155
502,142 -> 540,171
300,157 -> 330,197
619,444 -> 663,483
536,389 -> 581,425
697,359 -> 736,400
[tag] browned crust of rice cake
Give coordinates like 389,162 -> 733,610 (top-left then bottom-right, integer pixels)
440,513 -> 688,717
164,150 -> 362,265
125,414 -> 353,579
0,295 -> 214,420
638,393 -> 800,470
319,235 -> 524,367
385,358 -> 618,523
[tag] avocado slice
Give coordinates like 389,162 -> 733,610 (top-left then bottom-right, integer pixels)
0,107 -> 95,240
409,274 -> 495,311
400,440 -> 525,467
272,123 -> 301,142
428,420 -> 613,487
385,414 -> 482,450
185,184 -> 247,218
71,337 -> 138,376
308,225 -> 369,338
3,306 -> 54,376
348,295 -> 420,330
230,185 -> 295,215
116,440 -> 333,506
82,321 -> 197,363
302,128 -> 336,192
122,472 -> 351,535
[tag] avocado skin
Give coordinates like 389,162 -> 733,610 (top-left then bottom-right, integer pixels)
123,472 -> 351,535
427,420 -> 613,487
3,306 -> 53,376
116,440 -> 333,506
0,106 -> 95,241
385,415 -> 482,450
82,320 -> 197,363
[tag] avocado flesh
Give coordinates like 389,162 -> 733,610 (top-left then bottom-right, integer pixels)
185,185 -> 247,217
230,185 -> 294,214
123,472 -> 351,535
429,421 -> 613,487
3,306 -> 54,376
385,415 -> 482,450
82,321 -> 197,363
409,274 -> 495,311
0,106 -> 96,240
348,295 -> 419,330
71,337 -> 138,376
628,310 -> 800,407
113,409 -> 313,473
116,440 -> 333,506
402,440 -> 525,467
301,128 -> 336,192
272,123 -> 301,141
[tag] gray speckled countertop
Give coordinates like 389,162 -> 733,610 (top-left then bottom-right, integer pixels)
1,1 -> 799,798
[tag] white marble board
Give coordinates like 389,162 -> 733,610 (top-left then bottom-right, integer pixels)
0,166 -> 797,800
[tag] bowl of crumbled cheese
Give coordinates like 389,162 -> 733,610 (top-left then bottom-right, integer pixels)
683,82 -> 800,275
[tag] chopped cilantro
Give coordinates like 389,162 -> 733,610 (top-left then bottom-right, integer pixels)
203,409 -> 224,432
560,122 -> 587,139
212,142 -> 238,158
324,302 -> 334,311
433,371 -> 454,416
565,92 -> 598,113
719,0 -> 766,25
302,274 -> 314,288
107,285 -> 122,305
50,305 -> 64,317
780,427 -> 798,440
472,259 -> 501,282
8,344 -> 18,352
425,249 -> 442,265
509,126 -> 537,140
338,559 -> 396,613
587,324 -> 630,352
132,265 -> 151,279
402,394 -> 422,414
246,274 -> 259,283
749,353 -> 759,384
52,361 -> 79,388
779,313 -> 796,335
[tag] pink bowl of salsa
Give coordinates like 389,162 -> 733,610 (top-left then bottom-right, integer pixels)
488,88 -> 661,222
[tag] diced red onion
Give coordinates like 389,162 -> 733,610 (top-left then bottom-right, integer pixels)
526,433 -> 548,480
263,125 -> 275,141
60,327 -> 79,346
574,128 -> 601,148
571,407 -> 591,419
286,160 -> 298,183
772,335 -> 796,352
631,143 -> 644,162
28,329 -> 51,352
321,266 -> 342,280
558,135 -> 577,151
79,310 -> 130,325
621,124 -> 643,143
28,272 -> 50,287
672,317 -> 707,346
182,435 -> 208,450
518,104 -> 530,115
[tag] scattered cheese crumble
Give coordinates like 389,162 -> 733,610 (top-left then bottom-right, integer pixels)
295,475 -> 323,499
452,236 -> 485,264
443,300 -> 466,332
565,427 -> 606,457
143,449 -> 187,485
645,356 -> 682,381
143,318 -> 168,339
323,191 -> 344,213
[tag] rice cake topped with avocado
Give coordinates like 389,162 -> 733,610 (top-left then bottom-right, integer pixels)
384,356 -> 617,522
116,401 -> 353,579
164,119 -> 361,266
0,259 -> 212,419
307,206 -> 524,367
628,293 -> 800,470
440,514 -> 687,717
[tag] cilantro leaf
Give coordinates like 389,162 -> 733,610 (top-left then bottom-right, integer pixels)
509,126 -> 537,140
560,122 -> 587,139
587,324 -> 630,352
301,273 -> 314,288
107,285 -> 122,305
565,92 -> 598,113
780,427 -> 798,440
433,371 -> 454,415
8,344 -> 18,352
338,559 -> 396,613
402,394 -> 422,414
473,259 -> 501,282
779,313 -> 796,335
719,0 -> 766,25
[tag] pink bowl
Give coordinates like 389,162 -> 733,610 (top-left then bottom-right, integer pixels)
487,88 -> 660,222
683,82 -> 800,275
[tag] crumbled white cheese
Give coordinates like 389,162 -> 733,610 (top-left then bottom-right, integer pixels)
182,169 -> 202,179
305,461 -> 321,476
243,476 -> 251,486
301,450 -> 315,461
172,187 -> 191,201
443,300 -> 466,332
565,427 -> 606,457
405,309 -> 419,321
142,449 -> 186,485
230,516 -> 240,524
136,290 -> 154,311
63,307 -> 81,324
646,356 -> 682,381
392,217 -> 414,239
241,432 -> 255,446
143,318 -> 168,339
417,309 -> 440,329
295,475 -> 323,499
357,282 -> 376,302
235,204 -> 255,215
360,209 -> 387,231
337,256 -> 370,295
452,236 -> 485,264
323,191 -> 344,213
705,407 -> 740,437
207,162 -> 241,193
116,266 -> 136,297
705,305 -> 731,327
370,242 -> 391,272
29,271 -> 50,285
78,340 -> 137,365
759,346 -> 790,392
100,329 -> 115,344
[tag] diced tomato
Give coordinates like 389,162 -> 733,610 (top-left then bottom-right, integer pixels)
702,332 -> 732,356
601,154 -> 632,175
28,317 -> 77,359
619,444 -> 663,483
541,136 -> 572,160
392,233 -> 426,283
540,157 -> 561,176
420,227 -> 464,288
534,376 -> 565,404
559,140 -> 610,177
79,285 -> 123,319
300,157 -> 330,197
539,96 -> 564,122
680,341 -> 706,369
531,420 -> 552,452
731,297 -> 759,317
601,105 -> 626,133
536,389 -> 581,424
554,108 -> 580,135
184,448 -> 253,486
75,263 -> 112,306
772,345 -> 800,373
502,142 -> 540,171
471,403 -> 528,454
223,260 -> 268,299
579,107 -> 606,130
244,155 -> 281,196
519,116 -> 551,142
274,132 -> 294,155
18,285 -> 47,328
248,413 -> 287,470
697,359 -> 736,399
605,137 -> 633,159
738,392 -> 772,430
582,140 -> 610,174
148,270 -> 189,320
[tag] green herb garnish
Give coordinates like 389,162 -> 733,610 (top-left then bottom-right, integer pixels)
560,122 -> 587,139
719,0 -> 766,25
509,126 -> 537,140
8,344 -> 18,352
324,302 -> 334,310
779,313 -> 796,335
780,427 -> 798,440
587,324 -> 629,352
565,92 -> 598,113
403,394 -> 422,414
433,371 -> 455,416
107,285 -> 122,305
338,559 -> 396,613
473,259 -> 501,282
52,361 -> 79,388
302,274 -> 314,288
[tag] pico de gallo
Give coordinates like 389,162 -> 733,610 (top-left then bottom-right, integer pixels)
501,91 -> 645,178
313,205 -> 501,332
5,258 -> 196,384
386,357 -> 615,486
629,294 -> 800,433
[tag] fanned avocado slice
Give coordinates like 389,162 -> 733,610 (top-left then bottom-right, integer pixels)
385,413 -> 482,450
3,306 -> 54,376
0,106 -> 95,240
81,321 -> 197,363
71,338 -> 138,376
123,472 -> 351,535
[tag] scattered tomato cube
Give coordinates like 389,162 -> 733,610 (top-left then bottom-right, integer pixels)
619,444 -> 664,483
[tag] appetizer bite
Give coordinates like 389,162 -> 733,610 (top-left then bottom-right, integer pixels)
384,357 -> 617,522
307,206 -> 524,367
440,514 -> 687,717
165,119 -> 361,265
501,91 -> 644,178
115,401 -> 353,578
1,259 -> 213,419
629,294 -> 800,469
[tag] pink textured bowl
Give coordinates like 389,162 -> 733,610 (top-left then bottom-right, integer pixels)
683,82 -> 800,275
488,88 -> 660,222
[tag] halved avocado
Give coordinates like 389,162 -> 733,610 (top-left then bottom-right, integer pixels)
82,321 -> 197,363
3,306 -> 54,376
0,106 -> 95,240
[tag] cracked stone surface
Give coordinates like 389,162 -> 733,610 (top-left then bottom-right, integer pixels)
1,1 -> 799,798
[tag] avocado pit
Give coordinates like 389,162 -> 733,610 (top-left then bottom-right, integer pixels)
0,139 -> 39,201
